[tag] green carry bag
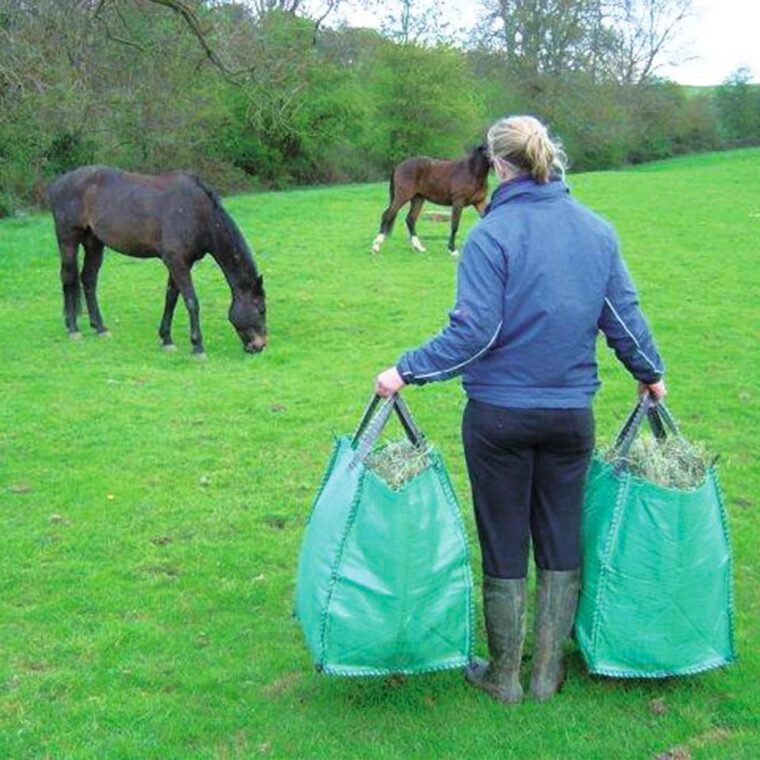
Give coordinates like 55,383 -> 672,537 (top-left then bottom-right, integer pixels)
576,395 -> 737,678
295,394 -> 474,676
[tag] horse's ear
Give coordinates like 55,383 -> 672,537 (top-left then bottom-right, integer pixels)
257,274 -> 264,288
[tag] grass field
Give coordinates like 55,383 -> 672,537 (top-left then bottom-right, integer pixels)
1,149 -> 758,759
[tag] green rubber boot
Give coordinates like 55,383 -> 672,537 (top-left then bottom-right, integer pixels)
465,575 -> 526,705
529,568 -> 581,702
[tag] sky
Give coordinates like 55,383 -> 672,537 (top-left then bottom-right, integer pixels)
659,0 -> 760,85
337,0 -> 759,86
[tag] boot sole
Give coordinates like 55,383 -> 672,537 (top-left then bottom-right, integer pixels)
465,671 -> 523,705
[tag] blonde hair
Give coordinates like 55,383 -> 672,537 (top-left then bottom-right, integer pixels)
487,115 -> 567,183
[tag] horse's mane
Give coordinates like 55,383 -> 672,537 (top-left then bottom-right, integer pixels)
187,173 -> 260,283
467,144 -> 491,179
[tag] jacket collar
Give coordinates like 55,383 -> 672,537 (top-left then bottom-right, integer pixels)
484,175 -> 569,216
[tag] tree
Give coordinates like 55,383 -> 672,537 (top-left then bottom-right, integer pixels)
473,0 -> 692,84
374,0 -> 455,45
475,0 -> 610,78
605,0 -> 693,84
363,40 -> 484,167
715,66 -> 760,143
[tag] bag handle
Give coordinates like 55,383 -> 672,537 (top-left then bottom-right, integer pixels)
612,392 -> 680,472
349,393 -> 426,469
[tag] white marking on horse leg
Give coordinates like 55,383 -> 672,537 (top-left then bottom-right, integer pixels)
449,249 -> 460,258
371,233 -> 385,254
410,235 -> 426,252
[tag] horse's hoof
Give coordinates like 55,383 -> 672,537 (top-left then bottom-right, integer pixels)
161,343 -> 177,352
372,234 -> 385,254
97,330 -> 111,339
410,236 -> 427,253
69,331 -> 83,341
449,249 -> 460,258
193,351 -> 207,361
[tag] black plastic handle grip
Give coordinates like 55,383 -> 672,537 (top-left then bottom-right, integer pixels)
612,392 -> 680,473
349,393 -> 426,469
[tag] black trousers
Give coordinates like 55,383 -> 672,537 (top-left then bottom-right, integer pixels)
462,399 -> 595,580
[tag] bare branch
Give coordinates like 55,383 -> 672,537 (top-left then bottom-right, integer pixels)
312,0 -> 340,46
93,1 -> 146,51
91,0 -> 253,83
147,0 -> 234,73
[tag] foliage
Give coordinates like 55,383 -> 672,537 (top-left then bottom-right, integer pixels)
0,149 -> 758,757
0,1 -> 757,213
714,67 -> 760,144
361,40 -> 485,169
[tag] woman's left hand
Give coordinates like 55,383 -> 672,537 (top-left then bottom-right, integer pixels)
375,367 -> 406,398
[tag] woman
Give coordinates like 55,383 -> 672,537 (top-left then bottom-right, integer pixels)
375,115 -> 666,704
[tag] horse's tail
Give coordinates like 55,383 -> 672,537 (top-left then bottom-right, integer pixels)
384,168 -> 397,236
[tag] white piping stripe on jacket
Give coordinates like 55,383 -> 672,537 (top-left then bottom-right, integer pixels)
409,321 -> 504,381
604,297 -> 662,375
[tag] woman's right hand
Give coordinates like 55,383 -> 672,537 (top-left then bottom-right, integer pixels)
639,380 -> 667,400
375,367 -> 406,398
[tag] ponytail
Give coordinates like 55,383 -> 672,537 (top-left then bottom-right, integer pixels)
487,116 -> 567,183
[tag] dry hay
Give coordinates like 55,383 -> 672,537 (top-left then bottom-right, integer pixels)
364,438 -> 431,490
603,433 -> 711,489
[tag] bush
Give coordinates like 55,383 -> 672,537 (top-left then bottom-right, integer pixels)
44,131 -> 96,179
0,188 -> 17,218
0,6 -> 748,213
714,67 -> 760,144
361,41 -> 485,169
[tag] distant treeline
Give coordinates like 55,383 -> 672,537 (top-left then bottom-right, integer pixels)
1,2 -> 759,216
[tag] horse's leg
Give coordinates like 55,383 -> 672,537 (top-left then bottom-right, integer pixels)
158,275 -> 180,351
164,259 -> 205,356
81,233 -> 109,336
448,204 -> 464,256
373,199 -> 410,254
406,196 -> 427,252
372,179 -> 412,253
373,204 -> 396,254
58,234 -> 82,339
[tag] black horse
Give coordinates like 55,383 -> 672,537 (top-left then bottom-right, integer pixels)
372,145 -> 491,256
47,166 -> 267,356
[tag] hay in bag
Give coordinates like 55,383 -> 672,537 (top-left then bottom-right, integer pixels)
576,395 -> 736,678
295,394 -> 474,676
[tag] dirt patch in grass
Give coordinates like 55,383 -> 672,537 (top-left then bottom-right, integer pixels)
263,670 -> 303,698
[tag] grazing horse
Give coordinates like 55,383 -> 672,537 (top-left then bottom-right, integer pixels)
372,145 -> 491,256
47,166 -> 267,356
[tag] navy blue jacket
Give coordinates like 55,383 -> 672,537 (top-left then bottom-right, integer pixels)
396,176 -> 664,408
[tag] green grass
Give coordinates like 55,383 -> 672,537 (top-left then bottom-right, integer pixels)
1,148 -> 758,759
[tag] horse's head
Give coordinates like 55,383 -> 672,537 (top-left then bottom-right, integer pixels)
229,275 -> 267,353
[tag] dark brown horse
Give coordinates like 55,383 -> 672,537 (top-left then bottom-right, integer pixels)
372,145 -> 491,256
47,166 -> 266,356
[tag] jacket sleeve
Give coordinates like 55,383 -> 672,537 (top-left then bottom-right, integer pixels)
598,232 -> 664,384
396,228 -> 506,385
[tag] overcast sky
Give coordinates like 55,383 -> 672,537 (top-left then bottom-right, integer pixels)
659,0 -> 759,85
338,0 -> 758,86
